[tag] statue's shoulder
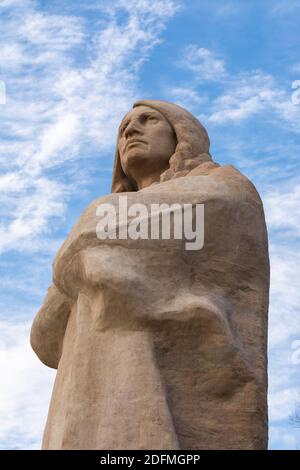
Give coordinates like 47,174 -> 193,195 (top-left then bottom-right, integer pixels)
187,162 -> 263,206
53,193 -> 116,285
221,164 -> 263,203
61,193 -> 113,241
80,193 -> 116,219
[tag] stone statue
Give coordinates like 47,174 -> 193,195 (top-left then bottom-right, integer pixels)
31,100 -> 270,450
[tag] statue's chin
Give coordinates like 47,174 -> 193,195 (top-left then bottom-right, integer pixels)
122,149 -> 150,172
126,147 -> 148,160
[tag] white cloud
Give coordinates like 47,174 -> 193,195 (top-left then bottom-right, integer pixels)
0,0 -> 180,254
179,45 -> 226,81
0,0 -> 32,6
0,176 -> 68,252
261,179 -> 300,349
0,320 -> 55,449
207,71 -> 300,129
269,388 -> 299,422
173,45 -> 300,132
269,424 -> 299,450
32,113 -> 80,168
169,87 -> 207,111
264,182 -> 300,237
268,245 -> 300,347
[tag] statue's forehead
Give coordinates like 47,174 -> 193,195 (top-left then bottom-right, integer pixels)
120,105 -> 162,125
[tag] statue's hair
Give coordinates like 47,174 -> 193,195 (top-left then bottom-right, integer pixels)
111,99 -> 212,193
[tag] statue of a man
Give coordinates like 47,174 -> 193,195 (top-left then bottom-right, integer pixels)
31,100 -> 269,450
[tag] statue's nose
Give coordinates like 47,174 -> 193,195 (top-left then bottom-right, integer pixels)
124,119 -> 143,138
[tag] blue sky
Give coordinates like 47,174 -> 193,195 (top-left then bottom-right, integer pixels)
0,0 -> 300,450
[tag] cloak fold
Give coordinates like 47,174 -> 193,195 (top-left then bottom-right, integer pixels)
31,163 -> 269,450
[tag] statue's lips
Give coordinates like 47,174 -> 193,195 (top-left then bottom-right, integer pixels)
125,139 -> 147,151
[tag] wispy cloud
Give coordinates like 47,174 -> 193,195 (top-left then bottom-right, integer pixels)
268,245 -> 300,345
207,71 -> 277,123
169,87 -> 207,112
178,45 -> 226,82
0,0 -> 180,253
264,182 -> 300,237
172,47 -> 300,132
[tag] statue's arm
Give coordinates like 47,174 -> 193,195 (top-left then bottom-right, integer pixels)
30,283 -> 72,369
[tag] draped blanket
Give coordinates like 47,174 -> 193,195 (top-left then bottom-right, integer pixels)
31,163 -> 269,450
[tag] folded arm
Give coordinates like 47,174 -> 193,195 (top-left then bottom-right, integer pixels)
30,283 -> 72,369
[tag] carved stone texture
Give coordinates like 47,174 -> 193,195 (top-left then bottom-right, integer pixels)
31,100 -> 269,450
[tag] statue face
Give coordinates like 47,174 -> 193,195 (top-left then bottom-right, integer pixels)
118,105 -> 176,179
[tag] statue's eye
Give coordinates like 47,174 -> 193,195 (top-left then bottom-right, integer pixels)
120,123 -> 128,134
147,116 -> 158,123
